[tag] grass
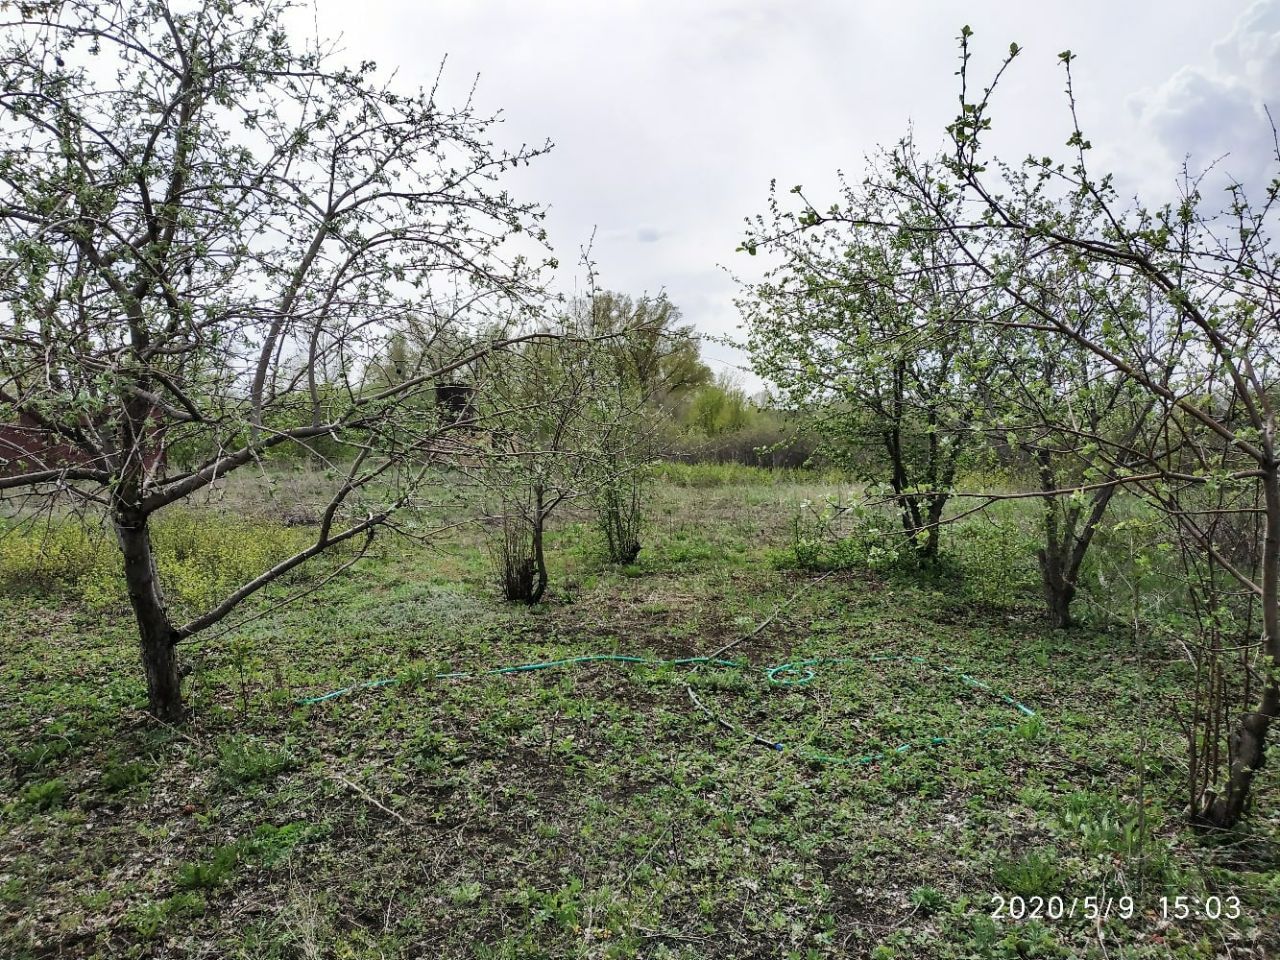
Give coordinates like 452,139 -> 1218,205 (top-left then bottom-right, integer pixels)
0,468 -> 1277,958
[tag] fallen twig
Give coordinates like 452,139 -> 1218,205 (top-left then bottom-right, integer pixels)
331,771 -> 411,826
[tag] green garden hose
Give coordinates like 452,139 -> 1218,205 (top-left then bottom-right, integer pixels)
297,652 -> 1038,767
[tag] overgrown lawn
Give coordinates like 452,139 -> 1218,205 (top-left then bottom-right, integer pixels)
1,471 -> 1277,958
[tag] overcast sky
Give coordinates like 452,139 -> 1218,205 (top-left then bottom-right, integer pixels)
311,0 -> 1279,387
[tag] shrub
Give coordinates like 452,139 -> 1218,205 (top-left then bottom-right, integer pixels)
145,511 -> 312,614
595,473 -> 644,564
489,513 -> 538,602
943,510 -> 1040,608
0,521 -> 107,593
783,500 -> 907,572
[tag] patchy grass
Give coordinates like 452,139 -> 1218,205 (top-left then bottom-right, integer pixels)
0,474 -> 1277,958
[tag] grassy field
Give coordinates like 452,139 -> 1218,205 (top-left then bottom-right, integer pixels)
1,467 -> 1277,959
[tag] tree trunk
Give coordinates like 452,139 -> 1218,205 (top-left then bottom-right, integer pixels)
115,513 -> 184,722
1198,468 -> 1280,828
1035,449 -> 1079,629
1038,546 -> 1076,630
529,487 -> 548,604
1198,471 -> 1280,829
919,493 -> 949,561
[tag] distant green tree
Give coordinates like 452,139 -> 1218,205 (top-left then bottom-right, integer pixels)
577,292 -> 711,411
687,374 -> 751,437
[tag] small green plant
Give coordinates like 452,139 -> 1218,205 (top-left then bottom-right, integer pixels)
1013,715 -> 1046,740
17,777 -> 67,813
1060,791 -> 1147,859
516,877 -> 583,931
245,822 -> 313,866
176,843 -> 242,891
216,735 -> 295,784
448,880 -> 484,906
992,850 -> 1063,897
407,730 -> 469,774
101,760 -> 152,793
909,885 -> 945,915
128,892 -> 206,940
11,736 -> 72,773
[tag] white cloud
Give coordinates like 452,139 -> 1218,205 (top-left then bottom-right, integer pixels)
308,1 -> 1260,388
1213,0 -> 1280,94
1132,0 -> 1279,195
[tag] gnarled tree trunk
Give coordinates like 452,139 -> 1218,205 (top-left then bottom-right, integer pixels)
1034,447 -> 1118,630
115,512 -> 183,722
1038,546 -> 1077,630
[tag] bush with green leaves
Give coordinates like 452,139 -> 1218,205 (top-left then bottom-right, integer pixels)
943,511 -> 1041,609
0,521 -> 106,594
594,472 -> 645,564
783,499 -> 908,573
489,514 -> 540,603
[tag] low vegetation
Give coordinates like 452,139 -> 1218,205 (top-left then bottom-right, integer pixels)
2,470 -> 1277,958
0,512 -> 313,618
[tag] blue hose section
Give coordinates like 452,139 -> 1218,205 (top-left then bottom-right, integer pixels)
296,652 -> 1038,767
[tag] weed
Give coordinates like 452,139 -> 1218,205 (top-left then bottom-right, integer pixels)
11,733 -> 74,774
244,822 -> 314,866
992,850 -> 1063,897
1060,791 -> 1148,860
100,760 -> 152,793
216,735 -> 295,784
448,881 -> 484,906
0,512 -> 311,618
16,778 -> 67,813
128,892 -> 206,941
176,843 -> 242,891
909,885 -> 945,914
